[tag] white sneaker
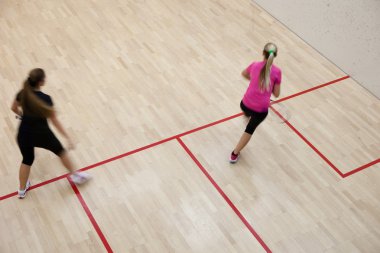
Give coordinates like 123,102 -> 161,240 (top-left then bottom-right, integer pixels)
229,151 -> 240,164
70,172 -> 92,185
18,180 -> 31,199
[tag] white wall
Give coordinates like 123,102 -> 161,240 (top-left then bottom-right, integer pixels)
253,0 -> 380,98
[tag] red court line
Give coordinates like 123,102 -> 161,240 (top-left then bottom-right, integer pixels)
0,174 -> 68,201
68,178 -> 113,253
272,76 -> 349,104
0,76 -> 352,202
176,137 -> 272,253
269,105 -> 345,178
176,112 -> 244,137
343,158 -> 380,178
0,113 -> 243,202
0,192 -> 17,201
79,111 -> 243,172
80,137 -> 175,172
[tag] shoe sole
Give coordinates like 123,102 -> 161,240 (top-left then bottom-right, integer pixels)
18,181 -> 31,199
229,157 -> 239,163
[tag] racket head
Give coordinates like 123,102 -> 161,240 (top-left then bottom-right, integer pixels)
270,102 -> 291,123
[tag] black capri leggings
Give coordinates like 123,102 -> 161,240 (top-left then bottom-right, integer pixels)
240,101 -> 268,135
17,130 -> 65,166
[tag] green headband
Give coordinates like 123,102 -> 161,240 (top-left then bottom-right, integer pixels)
268,50 -> 275,54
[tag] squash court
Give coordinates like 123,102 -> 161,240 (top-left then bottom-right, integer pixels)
0,0 -> 379,252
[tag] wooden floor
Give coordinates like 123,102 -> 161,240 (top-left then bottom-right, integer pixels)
0,0 -> 379,252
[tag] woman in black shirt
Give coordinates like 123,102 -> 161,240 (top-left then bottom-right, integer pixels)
11,68 -> 90,198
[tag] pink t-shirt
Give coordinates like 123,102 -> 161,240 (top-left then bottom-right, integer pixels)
242,61 -> 282,112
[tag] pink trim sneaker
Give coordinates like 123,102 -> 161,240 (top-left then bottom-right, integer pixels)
18,180 -> 31,199
230,151 -> 240,163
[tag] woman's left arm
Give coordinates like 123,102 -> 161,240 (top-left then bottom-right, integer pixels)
241,69 -> 250,81
11,99 -> 22,116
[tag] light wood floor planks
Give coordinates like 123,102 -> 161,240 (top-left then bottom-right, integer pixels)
0,180 -> 105,252
0,0 -> 379,252
181,114 -> 380,252
271,78 -> 380,174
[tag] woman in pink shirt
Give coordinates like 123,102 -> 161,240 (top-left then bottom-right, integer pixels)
230,43 -> 282,163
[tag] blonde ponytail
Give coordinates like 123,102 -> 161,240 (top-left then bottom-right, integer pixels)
259,43 -> 278,92
20,68 -> 54,118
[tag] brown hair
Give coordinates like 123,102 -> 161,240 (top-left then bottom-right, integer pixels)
259,43 -> 278,92
20,68 -> 54,118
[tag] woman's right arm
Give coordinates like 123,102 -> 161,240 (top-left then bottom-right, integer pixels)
272,84 -> 281,98
272,69 -> 282,98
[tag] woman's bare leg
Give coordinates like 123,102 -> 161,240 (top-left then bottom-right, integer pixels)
60,152 -> 91,184
19,164 -> 31,190
59,152 -> 75,173
233,132 -> 252,154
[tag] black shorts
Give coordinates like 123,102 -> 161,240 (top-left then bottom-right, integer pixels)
17,129 -> 65,166
240,101 -> 268,134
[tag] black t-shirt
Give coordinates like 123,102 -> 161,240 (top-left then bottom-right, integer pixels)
16,90 -> 53,133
